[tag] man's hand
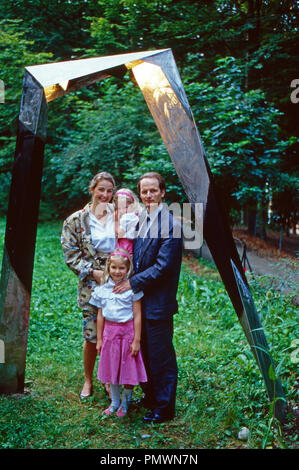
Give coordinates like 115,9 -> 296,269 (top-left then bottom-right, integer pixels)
113,279 -> 131,294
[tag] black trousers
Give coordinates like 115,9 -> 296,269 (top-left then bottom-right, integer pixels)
140,318 -> 178,418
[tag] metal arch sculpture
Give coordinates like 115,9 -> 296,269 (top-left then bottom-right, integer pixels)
0,49 -> 286,421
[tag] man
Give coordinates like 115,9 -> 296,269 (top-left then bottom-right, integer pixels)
113,172 -> 183,423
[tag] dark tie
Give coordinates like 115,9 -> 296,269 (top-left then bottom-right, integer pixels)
145,216 -> 150,237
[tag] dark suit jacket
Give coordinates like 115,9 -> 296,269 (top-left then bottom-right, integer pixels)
130,205 -> 183,321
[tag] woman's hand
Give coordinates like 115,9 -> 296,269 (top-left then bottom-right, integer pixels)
93,269 -> 103,284
130,339 -> 140,357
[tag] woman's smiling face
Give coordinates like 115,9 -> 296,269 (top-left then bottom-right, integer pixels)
90,179 -> 114,205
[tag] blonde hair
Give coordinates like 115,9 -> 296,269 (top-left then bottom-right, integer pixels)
102,248 -> 133,284
113,187 -> 142,215
89,172 -> 116,193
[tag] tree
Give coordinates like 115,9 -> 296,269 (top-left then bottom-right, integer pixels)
0,0 -> 297,226
184,56 -> 296,234
0,19 -> 52,212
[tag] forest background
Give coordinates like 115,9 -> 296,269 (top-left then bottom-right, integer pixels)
0,0 -> 299,451
0,0 -> 298,239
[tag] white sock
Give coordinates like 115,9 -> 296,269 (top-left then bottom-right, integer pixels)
110,384 -> 121,411
120,388 -> 133,412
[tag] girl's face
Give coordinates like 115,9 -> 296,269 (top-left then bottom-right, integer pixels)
91,179 -> 114,205
109,257 -> 129,282
114,196 -> 131,216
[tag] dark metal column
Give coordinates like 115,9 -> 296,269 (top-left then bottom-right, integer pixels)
0,71 -> 47,393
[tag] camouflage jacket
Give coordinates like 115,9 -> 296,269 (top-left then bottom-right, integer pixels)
61,203 -> 114,309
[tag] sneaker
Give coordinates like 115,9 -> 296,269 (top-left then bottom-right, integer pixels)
116,406 -> 127,418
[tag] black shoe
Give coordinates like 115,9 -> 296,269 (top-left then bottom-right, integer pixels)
130,397 -> 154,410
143,410 -> 174,424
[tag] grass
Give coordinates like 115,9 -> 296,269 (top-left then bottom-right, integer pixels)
0,219 -> 298,449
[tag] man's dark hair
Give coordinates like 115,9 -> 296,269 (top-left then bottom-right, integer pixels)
137,172 -> 166,194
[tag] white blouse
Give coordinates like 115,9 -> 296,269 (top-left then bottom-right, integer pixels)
89,206 -> 117,253
89,277 -> 143,323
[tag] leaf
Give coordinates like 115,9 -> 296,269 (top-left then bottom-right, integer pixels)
268,364 -> 276,381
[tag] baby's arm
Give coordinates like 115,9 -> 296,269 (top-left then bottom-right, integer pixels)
96,308 -> 104,354
130,299 -> 142,357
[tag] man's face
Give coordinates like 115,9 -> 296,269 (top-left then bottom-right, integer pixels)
139,177 -> 165,212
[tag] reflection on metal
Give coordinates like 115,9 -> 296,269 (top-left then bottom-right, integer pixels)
231,260 -> 286,420
0,49 -> 286,421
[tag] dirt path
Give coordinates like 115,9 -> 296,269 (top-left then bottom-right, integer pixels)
184,229 -> 299,296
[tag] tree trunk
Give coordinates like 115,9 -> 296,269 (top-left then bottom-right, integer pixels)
292,210 -> 297,235
248,208 -> 257,236
256,198 -> 268,240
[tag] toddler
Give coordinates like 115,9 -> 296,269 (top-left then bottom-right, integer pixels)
114,188 -> 140,256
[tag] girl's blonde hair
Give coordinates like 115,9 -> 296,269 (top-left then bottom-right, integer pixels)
102,248 -> 133,284
113,187 -> 142,215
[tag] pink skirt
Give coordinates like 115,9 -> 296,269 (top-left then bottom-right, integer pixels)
98,319 -> 147,385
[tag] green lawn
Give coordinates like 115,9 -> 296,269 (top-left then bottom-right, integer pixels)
0,220 -> 298,449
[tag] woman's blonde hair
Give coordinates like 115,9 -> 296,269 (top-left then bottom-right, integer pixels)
89,171 -> 116,193
102,248 -> 133,284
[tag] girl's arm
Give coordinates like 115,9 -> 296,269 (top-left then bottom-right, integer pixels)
96,308 -> 105,354
130,299 -> 142,357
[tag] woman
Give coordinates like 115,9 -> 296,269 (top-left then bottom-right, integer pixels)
61,171 -> 116,399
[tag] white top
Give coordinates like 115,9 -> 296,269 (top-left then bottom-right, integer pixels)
89,206 -> 117,253
89,278 -> 143,323
119,212 -> 139,239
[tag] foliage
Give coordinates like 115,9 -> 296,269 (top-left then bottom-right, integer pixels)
184,56 -> 297,218
47,78 -> 160,216
0,19 -> 52,212
186,57 -> 298,205
0,0 -> 98,58
0,0 -> 298,233
0,220 -> 297,449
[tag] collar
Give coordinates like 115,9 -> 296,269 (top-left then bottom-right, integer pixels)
107,275 -> 129,286
146,202 -> 163,220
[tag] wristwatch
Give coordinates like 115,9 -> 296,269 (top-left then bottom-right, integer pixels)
89,268 -> 94,277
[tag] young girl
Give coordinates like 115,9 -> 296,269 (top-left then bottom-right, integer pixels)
89,248 -> 147,417
114,188 -> 140,256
